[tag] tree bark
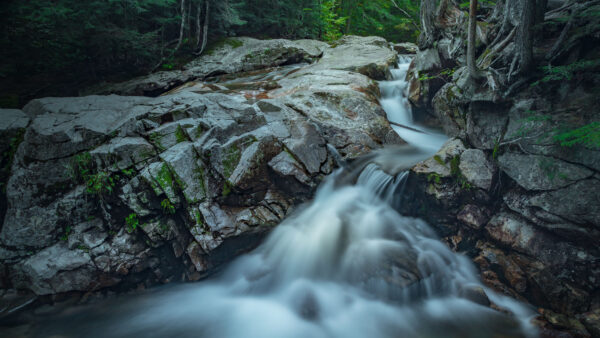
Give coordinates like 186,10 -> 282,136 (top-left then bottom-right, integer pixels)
197,0 -> 210,55
174,0 -> 187,52
418,0 -> 436,49
187,0 -> 192,38
535,0 -> 548,24
195,2 -> 202,49
518,0 -> 535,75
467,0 -> 481,79
435,0 -> 449,24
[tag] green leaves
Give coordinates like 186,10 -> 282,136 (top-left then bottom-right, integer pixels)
125,213 -> 140,233
554,122 -> 600,149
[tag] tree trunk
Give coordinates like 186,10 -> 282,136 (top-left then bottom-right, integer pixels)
519,0 -> 535,75
436,0 -> 449,24
195,2 -> 202,49
467,0 -> 481,79
418,0 -> 436,49
535,0 -> 548,25
174,0 -> 187,52
187,0 -> 192,38
198,0 -> 210,55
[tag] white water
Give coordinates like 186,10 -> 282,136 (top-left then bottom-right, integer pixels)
37,57 -> 537,338
379,56 -> 448,153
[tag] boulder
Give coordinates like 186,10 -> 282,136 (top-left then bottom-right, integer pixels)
498,153 -> 593,191
92,37 -> 329,97
459,149 -> 496,190
392,42 -> 418,54
0,35 -> 402,297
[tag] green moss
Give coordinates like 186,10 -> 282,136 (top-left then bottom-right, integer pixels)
222,144 -> 241,179
433,155 -> 445,166
175,125 -> 188,143
194,211 -> 203,226
1,128 -> 25,192
226,39 -> 243,49
449,155 -> 472,190
157,163 -> 174,191
149,132 -> 165,152
194,166 -> 207,195
60,225 -> 72,241
205,38 -> 243,56
427,173 -> 442,184
222,180 -> 233,198
195,125 -> 205,139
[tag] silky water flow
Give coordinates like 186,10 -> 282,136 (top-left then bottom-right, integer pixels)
36,56 -> 538,338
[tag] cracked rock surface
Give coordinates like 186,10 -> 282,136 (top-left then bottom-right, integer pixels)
0,35 -> 401,298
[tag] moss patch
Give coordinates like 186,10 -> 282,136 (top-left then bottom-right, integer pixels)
222,144 -> 241,179
175,125 -> 188,143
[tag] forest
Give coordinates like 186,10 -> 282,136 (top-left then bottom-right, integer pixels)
0,0 -> 419,106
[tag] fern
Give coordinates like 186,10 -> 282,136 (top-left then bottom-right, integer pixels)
553,122 -> 600,149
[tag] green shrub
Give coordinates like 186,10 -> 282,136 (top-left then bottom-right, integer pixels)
553,122 -> 600,149
532,60 -> 600,86
161,198 -> 176,214
125,213 -> 140,233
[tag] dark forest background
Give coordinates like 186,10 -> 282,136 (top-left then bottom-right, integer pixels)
0,0 -> 419,107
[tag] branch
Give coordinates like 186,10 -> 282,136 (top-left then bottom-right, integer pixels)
390,0 -> 420,31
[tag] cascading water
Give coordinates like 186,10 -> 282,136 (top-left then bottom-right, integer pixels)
34,56 -> 537,338
379,56 -> 448,153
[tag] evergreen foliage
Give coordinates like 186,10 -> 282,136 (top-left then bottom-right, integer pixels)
0,0 -> 420,107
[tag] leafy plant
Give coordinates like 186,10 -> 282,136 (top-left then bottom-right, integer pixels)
60,225 -> 72,241
161,198 -> 176,214
121,168 -> 135,178
85,171 -> 117,196
531,59 -> 600,86
553,122 -> 600,148
125,213 -> 140,233
427,173 -> 442,184
418,68 -> 455,82
450,156 -> 472,190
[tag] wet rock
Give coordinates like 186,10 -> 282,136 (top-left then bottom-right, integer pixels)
0,35 -> 401,298
407,48 -> 444,109
431,83 -> 466,138
159,142 -> 206,203
459,149 -> 495,190
579,309 -> 600,337
526,179 -> 600,229
0,109 -> 29,156
413,138 -> 466,177
10,242 -> 95,295
498,153 -> 593,191
466,102 -> 509,150
90,137 -> 156,170
283,122 -> 327,175
457,204 -> 489,229
268,151 -> 313,187
313,36 -> 397,80
21,95 -> 151,161
539,309 -> 591,337
392,42 -> 418,54
94,37 -> 329,96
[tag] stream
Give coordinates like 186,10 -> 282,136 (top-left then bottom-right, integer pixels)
30,56 -> 537,338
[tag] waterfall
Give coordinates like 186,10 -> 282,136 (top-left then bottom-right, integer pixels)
379,56 -> 448,153
35,57 -> 538,338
